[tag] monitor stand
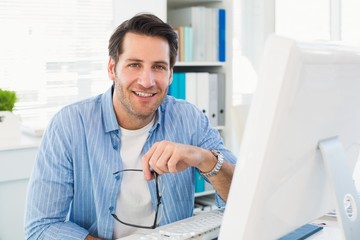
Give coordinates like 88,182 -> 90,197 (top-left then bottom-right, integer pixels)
318,137 -> 360,239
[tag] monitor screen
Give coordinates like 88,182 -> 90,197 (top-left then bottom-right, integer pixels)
219,34 -> 360,239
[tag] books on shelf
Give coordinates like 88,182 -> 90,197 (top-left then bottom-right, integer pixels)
168,7 -> 226,62
168,72 -> 225,127
174,26 -> 193,62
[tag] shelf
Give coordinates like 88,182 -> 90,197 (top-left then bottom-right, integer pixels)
195,189 -> 215,197
168,0 -> 222,8
175,61 -> 225,67
216,125 -> 225,130
168,0 -> 221,3
174,62 -> 225,72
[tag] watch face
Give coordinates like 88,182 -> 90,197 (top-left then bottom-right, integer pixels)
211,150 -> 220,157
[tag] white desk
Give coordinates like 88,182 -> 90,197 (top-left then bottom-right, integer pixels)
0,134 -> 345,240
119,215 -> 341,240
0,134 -> 41,240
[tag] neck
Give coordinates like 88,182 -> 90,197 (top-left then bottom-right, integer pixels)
118,113 -> 155,130
114,103 -> 156,130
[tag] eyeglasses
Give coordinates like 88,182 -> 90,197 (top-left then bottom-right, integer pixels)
111,169 -> 163,229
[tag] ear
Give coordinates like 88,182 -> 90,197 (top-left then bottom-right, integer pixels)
108,57 -> 116,81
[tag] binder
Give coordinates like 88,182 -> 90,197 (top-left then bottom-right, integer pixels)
196,72 -> 210,118
170,72 -> 186,100
218,9 -> 226,62
208,8 -> 218,61
195,170 -> 205,193
168,72 -> 177,96
177,72 -> 186,100
209,73 -> 218,127
217,73 -> 226,126
174,72 -> 224,127
185,72 -> 197,106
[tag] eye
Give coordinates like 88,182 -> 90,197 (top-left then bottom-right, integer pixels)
128,63 -> 140,68
153,64 -> 167,71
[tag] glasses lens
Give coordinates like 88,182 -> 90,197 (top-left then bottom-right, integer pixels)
157,173 -> 165,198
112,169 -> 163,229
156,202 -> 164,226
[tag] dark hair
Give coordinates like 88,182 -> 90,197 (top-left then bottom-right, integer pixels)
108,13 -> 178,68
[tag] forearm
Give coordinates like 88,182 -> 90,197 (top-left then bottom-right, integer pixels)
205,161 -> 234,201
25,220 -> 89,240
196,148 -> 235,201
142,141 -> 235,201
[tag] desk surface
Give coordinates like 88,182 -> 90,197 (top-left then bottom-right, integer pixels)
118,215 -> 341,240
0,133 -> 40,182
0,132 -> 41,151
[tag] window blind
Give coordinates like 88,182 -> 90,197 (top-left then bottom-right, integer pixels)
0,0 -> 113,128
275,0 -> 360,45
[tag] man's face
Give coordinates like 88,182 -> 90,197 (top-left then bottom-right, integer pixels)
108,32 -> 172,127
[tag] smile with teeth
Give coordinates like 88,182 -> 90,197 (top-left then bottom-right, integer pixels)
135,91 -> 154,97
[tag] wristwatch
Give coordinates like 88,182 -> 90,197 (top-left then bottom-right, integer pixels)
200,150 -> 224,178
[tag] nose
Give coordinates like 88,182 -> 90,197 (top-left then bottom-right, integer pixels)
138,67 -> 155,88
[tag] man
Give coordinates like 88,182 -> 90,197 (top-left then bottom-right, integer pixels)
25,13 -> 236,240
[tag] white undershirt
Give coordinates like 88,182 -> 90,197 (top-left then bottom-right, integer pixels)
113,118 -> 155,239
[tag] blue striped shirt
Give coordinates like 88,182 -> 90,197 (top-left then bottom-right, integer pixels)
24,86 -> 237,240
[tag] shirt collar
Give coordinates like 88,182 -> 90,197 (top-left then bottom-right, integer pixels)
101,85 -> 169,134
101,85 -> 119,133
149,96 -> 170,133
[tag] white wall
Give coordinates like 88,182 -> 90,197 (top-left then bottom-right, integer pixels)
113,0 -> 167,27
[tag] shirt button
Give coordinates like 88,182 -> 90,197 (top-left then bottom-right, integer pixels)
115,175 -> 120,180
109,206 -> 114,211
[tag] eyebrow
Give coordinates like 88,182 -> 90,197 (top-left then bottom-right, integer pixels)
126,58 -> 169,66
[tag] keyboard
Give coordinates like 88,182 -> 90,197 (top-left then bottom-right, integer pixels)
138,208 -> 224,240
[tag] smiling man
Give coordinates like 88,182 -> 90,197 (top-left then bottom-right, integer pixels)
24,14 -> 236,240
109,32 -> 171,130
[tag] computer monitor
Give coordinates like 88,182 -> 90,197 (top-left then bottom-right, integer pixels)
219,34 -> 360,239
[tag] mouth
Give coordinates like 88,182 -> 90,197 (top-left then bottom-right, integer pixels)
134,91 -> 155,97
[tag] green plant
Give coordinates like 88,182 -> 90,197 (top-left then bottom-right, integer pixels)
0,89 -> 17,111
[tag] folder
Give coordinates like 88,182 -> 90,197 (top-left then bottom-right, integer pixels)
177,72 -> 186,100
196,72 -> 210,118
195,170 -> 205,193
185,72 -> 197,106
217,73 -> 226,126
170,72 -> 186,100
218,9 -> 226,62
209,73 -> 218,127
207,8 -> 218,61
168,72 -> 177,97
